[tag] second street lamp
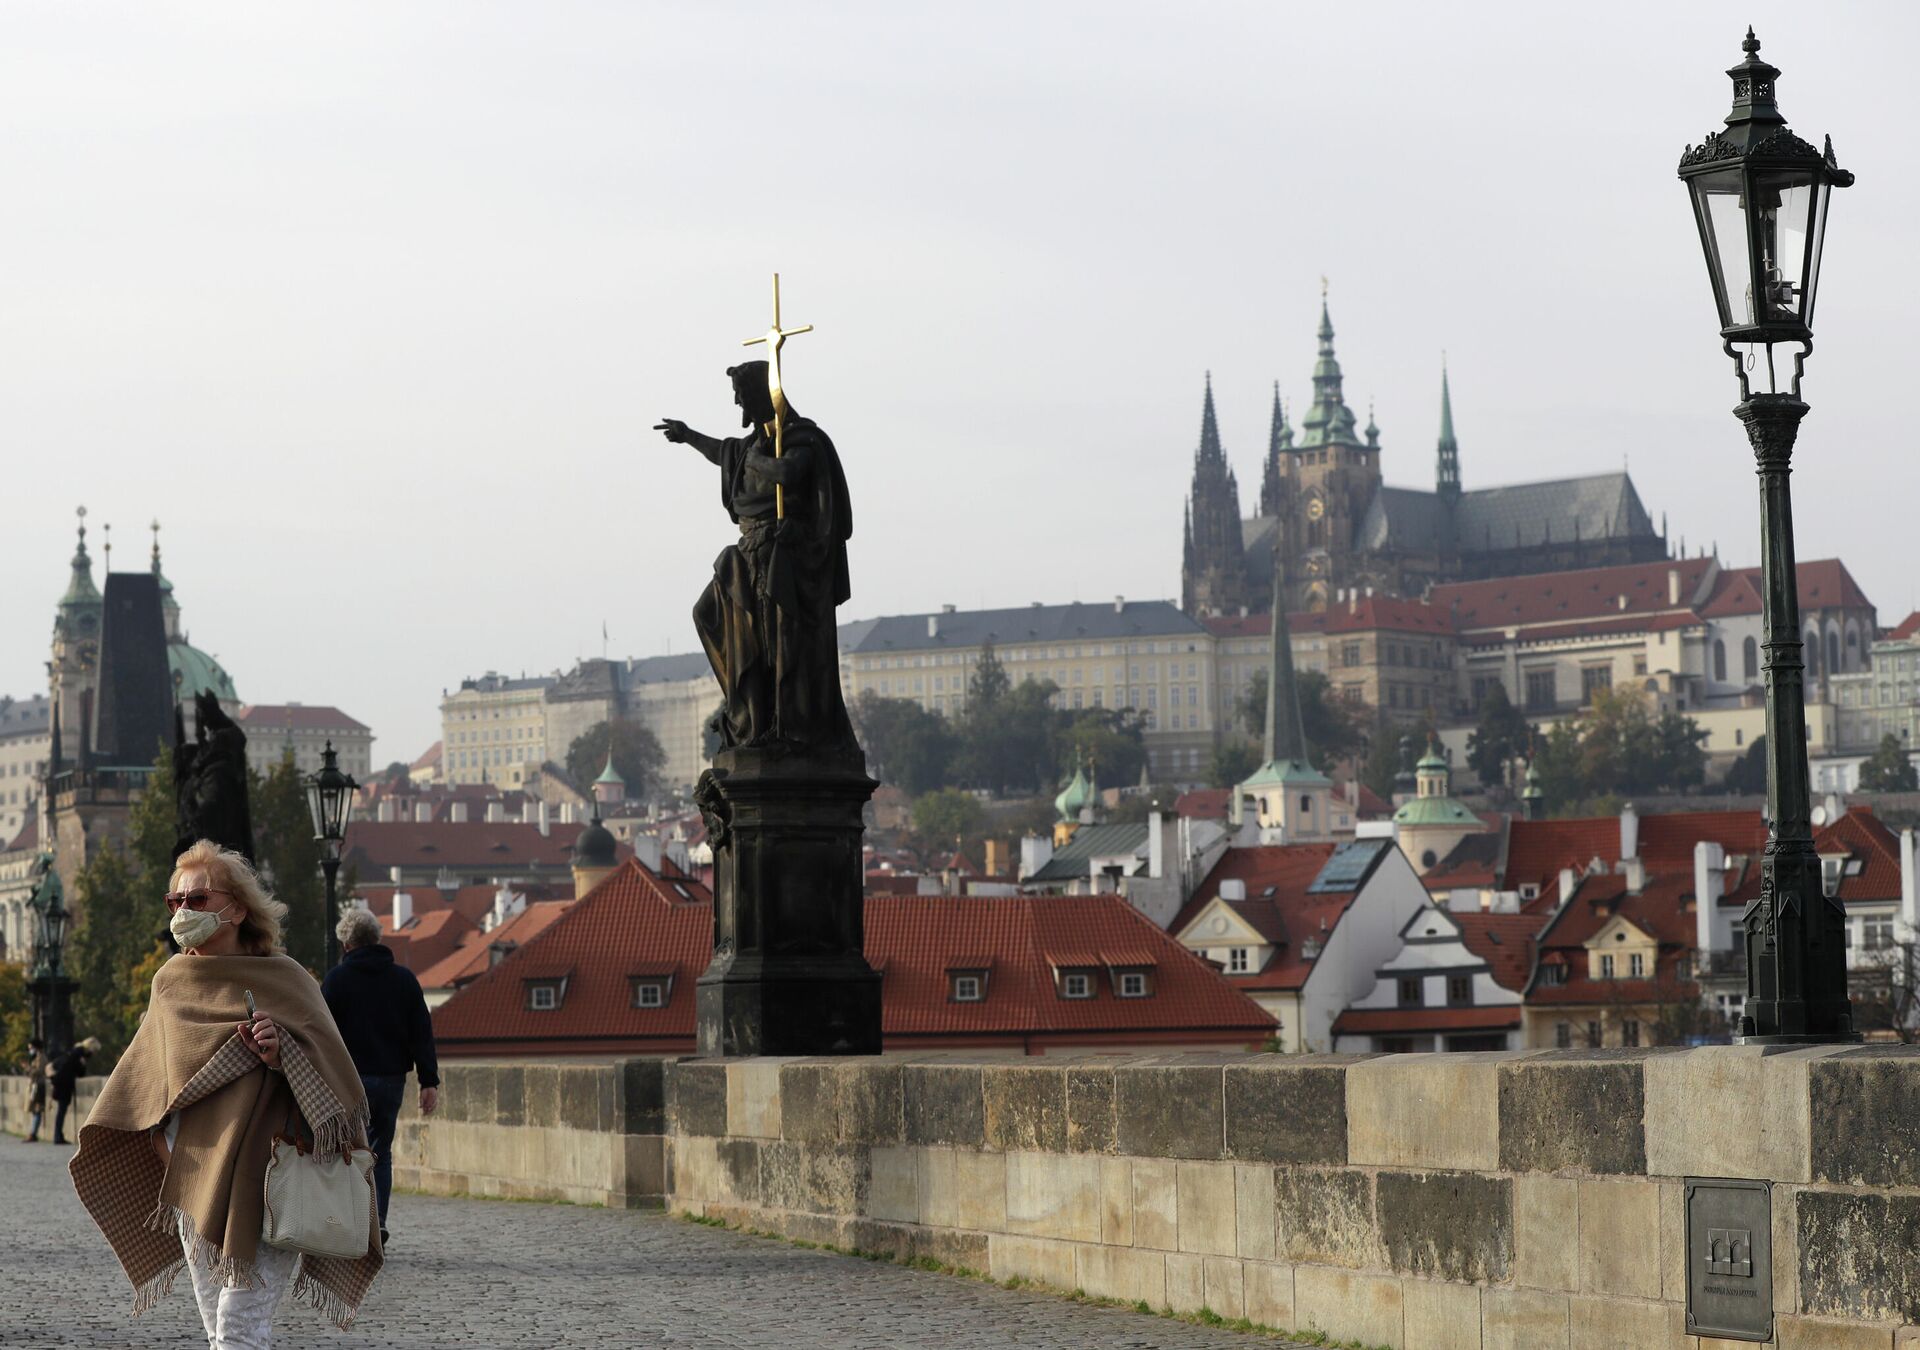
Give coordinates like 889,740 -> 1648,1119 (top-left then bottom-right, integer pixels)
1678,29 -> 1855,1043
306,741 -> 360,972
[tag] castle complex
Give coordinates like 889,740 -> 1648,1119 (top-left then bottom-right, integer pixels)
1181,295 -> 1671,616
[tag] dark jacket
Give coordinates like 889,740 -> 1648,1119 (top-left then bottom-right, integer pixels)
49,1048 -> 90,1100
321,944 -> 440,1087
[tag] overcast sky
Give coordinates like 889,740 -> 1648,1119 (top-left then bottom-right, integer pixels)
4,2 -> 1915,763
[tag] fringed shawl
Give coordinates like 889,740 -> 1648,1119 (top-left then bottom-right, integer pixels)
70,952 -> 383,1326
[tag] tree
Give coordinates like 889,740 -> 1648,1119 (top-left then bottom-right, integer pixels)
1532,719 -> 1587,817
851,691 -> 955,796
953,674 -> 1059,795
1210,742 -> 1260,789
566,718 -> 666,803
1234,668 -> 1362,770
968,642 -> 1011,709
1858,734 -> 1920,793
1722,735 -> 1768,795
1054,707 -> 1147,789
1359,717 -> 1403,802
907,788 -> 987,867
250,752 -> 327,973
1851,939 -> 1920,1043
1466,684 -> 1531,792
0,961 -> 31,1070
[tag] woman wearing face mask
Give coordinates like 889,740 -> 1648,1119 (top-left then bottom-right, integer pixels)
68,839 -> 382,1347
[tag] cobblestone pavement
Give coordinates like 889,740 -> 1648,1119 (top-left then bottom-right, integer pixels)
1,1140 -> 1315,1349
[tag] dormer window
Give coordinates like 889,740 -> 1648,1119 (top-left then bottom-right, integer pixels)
527,980 -> 564,1011
629,977 -> 672,1009
1061,971 -> 1093,999
952,973 -> 984,1002
1116,971 -> 1151,998
1227,947 -> 1250,973
1541,962 -> 1568,986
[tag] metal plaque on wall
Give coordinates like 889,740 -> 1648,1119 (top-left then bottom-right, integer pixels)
1685,1177 -> 1772,1342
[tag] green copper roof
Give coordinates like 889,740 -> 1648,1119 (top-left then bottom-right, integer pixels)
1054,764 -> 1093,822
1416,746 -> 1449,773
595,753 -> 626,786
60,528 -> 100,611
1436,360 -> 1461,498
169,640 -> 237,703
1393,795 -> 1481,827
1240,755 -> 1333,791
1297,292 -> 1361,449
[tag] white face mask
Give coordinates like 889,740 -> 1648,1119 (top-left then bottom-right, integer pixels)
169,903 -> 233,950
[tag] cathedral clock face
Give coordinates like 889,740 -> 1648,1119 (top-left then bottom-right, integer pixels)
1306,497 -> 1326,520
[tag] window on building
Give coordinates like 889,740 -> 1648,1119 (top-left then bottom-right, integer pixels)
1525,669 -> 1556,711
1446,975 -> 1471,1006
1398,977 -> 1423,1007
1342,642 -> 1362,668
527,981 -> 563,1011
1622,1019 -> 1641,1048
1061,972 -> 1093,999
1117,972 -> 1149,998
630,980 -> 666,1009
1714,640 -> 1728,682
1600,954 -> 1616,979
1743,636 -> 1759,680
1227,947 -> 1250,973
952,974 -> 984,1002
1587,1021 -> 1603,1048
1633,653 -> 1648,677
1865,916 -> 1894,950
1629,953 -> 1645,978
1581,666 -> 1613,704
1555,1021 -> 1573,1049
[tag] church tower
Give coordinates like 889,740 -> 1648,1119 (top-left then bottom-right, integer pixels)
1436,361 -> 1462,503
1281,288 -> 1382,610
1258,383 -> 1290,519
1180,374 -> 1250,617
1232,529 -> 1334,841
49,507 -> 102,770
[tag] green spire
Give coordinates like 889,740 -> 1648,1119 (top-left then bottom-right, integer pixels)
60,506 -> 100,612
1054,761 -> 1094,823
1436,358 -> 1461,500
1240,524 -> 1329,792
1297,284 -> 1360,449
594,747 -> 626,787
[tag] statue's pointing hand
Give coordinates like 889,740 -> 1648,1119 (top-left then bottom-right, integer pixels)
654,419 -> 692,444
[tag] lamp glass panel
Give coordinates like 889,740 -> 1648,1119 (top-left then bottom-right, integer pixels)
305,780 -> 327,837
1804,179 -> 1831,327
1753,173 -> 1815,327
1702,183 -> 1752,323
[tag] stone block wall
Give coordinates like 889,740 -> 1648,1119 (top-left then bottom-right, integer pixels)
661,1048 -> 1920,1350
390,1059 -> 667,1209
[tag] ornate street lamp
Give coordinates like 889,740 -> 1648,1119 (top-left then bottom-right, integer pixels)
1679,30 -> 1855,1042
26,857 -> 76,1055
306,741 -> 360,971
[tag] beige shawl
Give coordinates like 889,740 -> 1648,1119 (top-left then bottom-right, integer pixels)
69,951 -> 383,1326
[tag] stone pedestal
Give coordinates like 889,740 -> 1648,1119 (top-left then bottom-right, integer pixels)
694,747 -> 882,1056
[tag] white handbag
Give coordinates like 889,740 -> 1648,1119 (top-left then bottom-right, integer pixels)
262,1120 -> 375,1259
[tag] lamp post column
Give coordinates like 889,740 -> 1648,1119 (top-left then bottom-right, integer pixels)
322,847 -> 342,973
1737,392 -> 1853,1042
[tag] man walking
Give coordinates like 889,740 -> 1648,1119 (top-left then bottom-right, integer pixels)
17,1038 -> 47,1142
47,1036 -> 98,1144
323,907 -> 440,1242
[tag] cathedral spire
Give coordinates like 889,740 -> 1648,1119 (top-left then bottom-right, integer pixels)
1436,358 -> 1462,501
1180,373 -> 1247,616
1259,382 -> 1286,517
1197,371 -> 1224,465
1298,284 -> 1360,449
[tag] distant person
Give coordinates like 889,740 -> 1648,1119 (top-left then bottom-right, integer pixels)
47,1036 -> 99,1144
17,1038 -> 47,1142
323,907 -> 440,1242
69,839 -> 382,1344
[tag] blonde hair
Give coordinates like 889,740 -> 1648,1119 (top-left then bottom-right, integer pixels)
171,839 -> 288,955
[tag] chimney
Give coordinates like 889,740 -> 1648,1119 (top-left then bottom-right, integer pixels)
1349,590 -> 1359,616
1619,802 -> 1639,864
1219,879 -> 1247,901
1901,828 -> 1918,940
1559,867 -> 1578,904
1668,568 -> 1681,605
1114,595 -> 1125,614
388,866 -> 403,885
1018,835 -> 1053,880
377,799 -> 395,823
538,800 -> 551,837
561,803 -> 576,825
486,802 -> 503,823
927,614 -> 939,638
414,802 -> 432,823
392,889 -> 413,930
1695,840 -> 1727,952
1624,856 -> 1645,894
634,835 -> 663,872
450,802 -> 469,824
1148,809 -> 1164,879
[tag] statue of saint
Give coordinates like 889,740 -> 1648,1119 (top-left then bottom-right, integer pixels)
655,360 -> 858,757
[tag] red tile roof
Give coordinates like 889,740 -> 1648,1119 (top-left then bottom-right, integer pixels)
868,894 -> 1274,1043
1712,559 -> 1873,616
379,907 -> 477,975
342,819 -> 615,874
1890,612 -> 1920,641
1432,558 -> 1718,633
1526,872 -> 1699,1005
1453,912 -> 1546,992
432,861 -> 710,1052
418,900 -> 577,992
411,741 -> 443,770
1331,1004 -> 1522,1036
434,868 -> 1273,1054
359,880 -> 573,927
237,703 -> 370,733
1174,788 -> 1231,821
1171,843 -> 1393,993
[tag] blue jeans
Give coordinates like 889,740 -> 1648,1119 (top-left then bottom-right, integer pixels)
361,1074 -> 407,1225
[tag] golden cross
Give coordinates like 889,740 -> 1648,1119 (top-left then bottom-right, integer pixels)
740,272 -> 813,519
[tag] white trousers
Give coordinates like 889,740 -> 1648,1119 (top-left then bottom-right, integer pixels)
184,1235 -> 299,1350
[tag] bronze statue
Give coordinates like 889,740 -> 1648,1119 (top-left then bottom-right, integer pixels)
655,361 -> 857,758
173,690 -> 255,862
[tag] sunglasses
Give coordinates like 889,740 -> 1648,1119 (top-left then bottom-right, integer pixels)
164,889 -> 234,913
